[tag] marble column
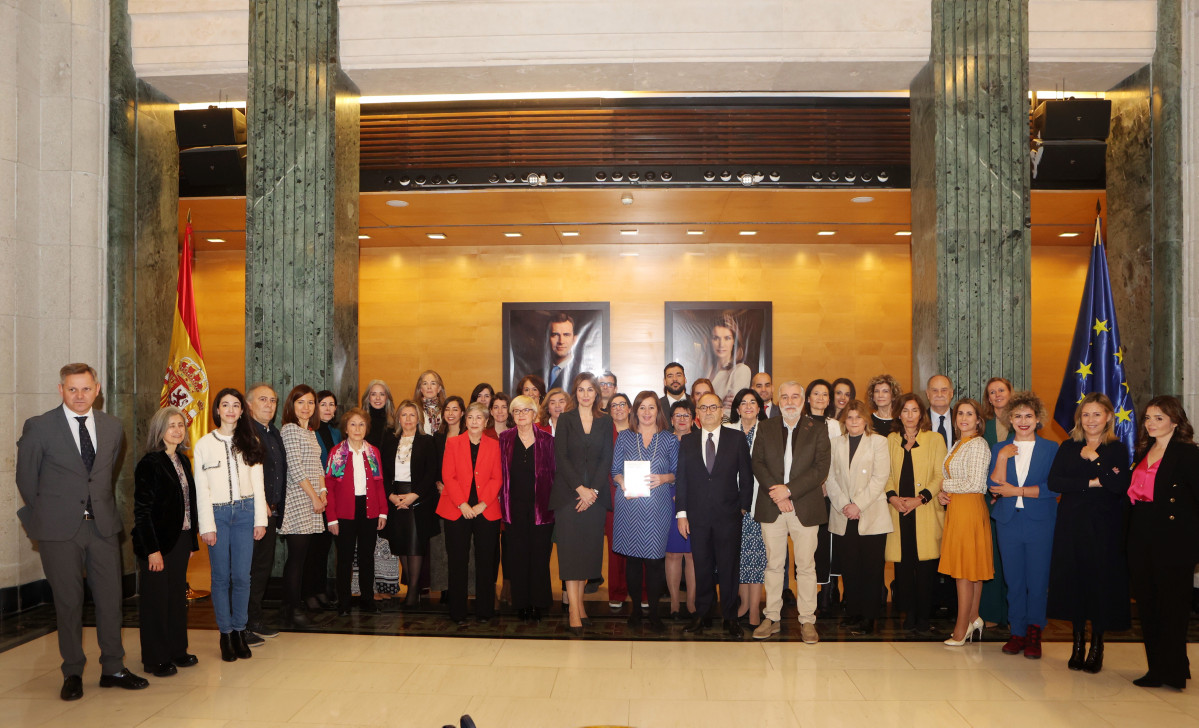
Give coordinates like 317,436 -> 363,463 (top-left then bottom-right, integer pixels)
107,0 -> 180,580
910,0 -> 1032,399
1183,0 -> 1198,413
245,0 -> 360,406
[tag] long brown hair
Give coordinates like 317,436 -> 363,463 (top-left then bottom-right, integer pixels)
282,384 -> 318,431
893,392 -> 931,433
567,372 -> 605,418
210,388 -> 265,466
1135,395 -> 1195,460
952,398 -> 986,440
981,377 -> 1014,421
629,390 -> 669,433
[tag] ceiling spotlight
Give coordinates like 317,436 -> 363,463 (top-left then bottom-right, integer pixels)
552,171 -> 565,182
739,173 -> 754,186
877,171 -> 889,182
595,171 -> 608,181
446,174 -> 458,184
768,171 -> 781,182
504,173 -> 516,183
817,231 -> 836,236
686,230 -> 704,236
811,171 -> 823,181
383,176 -> 394,186
427,233 -> 446,240
358,235 -> 370,240
851,196 -> 874,203
828,171 -> 840,182
561,231 -> 580,237
628,171 -> 640,181
719,170 -> 732,181
385,199 -> 408,207
860,172 -> 874,182
644,171 -> 656,181
620,192 -> 634,206
612,171 -> 625,181
431,176 -> 442,185
660,171 -> 673,181
620,252 -> 639,257
415,176 -> 426,185
399,176 -> 411,186
843,173 -> 857,182
206,238 -> 225,243
1058,232 -> 1080,238
895,231 -> 912,236
488,174 -> 499,183
503,232 -> 522,238
703,171 -> 716,181
739,231 -> 757,236
527,172 -> 547,186
620,229 -> 638,236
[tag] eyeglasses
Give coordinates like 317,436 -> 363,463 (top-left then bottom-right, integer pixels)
609,402 -> 629,408
697,404 -> 722,413
598,382 -> 616,388
511,408 -> 536,416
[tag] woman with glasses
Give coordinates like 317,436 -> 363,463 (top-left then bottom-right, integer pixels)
499,396 -> 556,620
728,388 -> 767,629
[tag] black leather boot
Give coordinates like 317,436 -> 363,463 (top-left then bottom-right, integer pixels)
219,633 -> 237,662
231,630 -> 252,659
1083,632 -> 1104,674
1068,630 -> 1086,671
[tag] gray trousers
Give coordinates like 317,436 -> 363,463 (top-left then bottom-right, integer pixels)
39,520 -> 126,677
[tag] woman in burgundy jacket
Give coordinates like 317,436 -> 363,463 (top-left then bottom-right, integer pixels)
324,408 -> 388,616
499,395 -> 556,621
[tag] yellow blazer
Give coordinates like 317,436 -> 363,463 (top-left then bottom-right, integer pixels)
884,430 -> 947,562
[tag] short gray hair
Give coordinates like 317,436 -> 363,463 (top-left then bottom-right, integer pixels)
145,406 -> 189,452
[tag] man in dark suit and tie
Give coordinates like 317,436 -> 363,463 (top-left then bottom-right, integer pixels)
752,372 -> 782,419
658,362 -> 691,417
16,363 -> 149,700
676,392 -> 754,639
544,312 -> 580,391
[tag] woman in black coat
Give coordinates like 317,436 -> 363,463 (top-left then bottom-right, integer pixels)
1126,395 -> 1199,690
132,407 -> 200,677
1046,393 -> 1130,674
381,400 -> 440,608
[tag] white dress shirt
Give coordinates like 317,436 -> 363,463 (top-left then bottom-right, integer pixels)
1013,439 -> 1035,509
62,404 -> 96,456
677,424 -> 723,518
930,409 -> 956,451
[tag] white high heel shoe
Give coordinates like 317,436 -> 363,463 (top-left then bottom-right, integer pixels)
944,617 -> 985,646
970,617 -> 984,642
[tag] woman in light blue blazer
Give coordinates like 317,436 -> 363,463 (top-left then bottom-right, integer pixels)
987,391 -> 1058,660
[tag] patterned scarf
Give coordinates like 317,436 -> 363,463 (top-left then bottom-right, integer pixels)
327,441 -> 380,479
422,398 -> 442,435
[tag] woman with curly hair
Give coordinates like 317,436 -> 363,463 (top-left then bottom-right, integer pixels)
864,374 -> 902,437
986,391 -> 1058,659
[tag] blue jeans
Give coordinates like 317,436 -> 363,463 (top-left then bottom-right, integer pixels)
208,498 -> 255,634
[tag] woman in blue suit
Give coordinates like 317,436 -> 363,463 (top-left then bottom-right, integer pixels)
987,391 -> 1058,660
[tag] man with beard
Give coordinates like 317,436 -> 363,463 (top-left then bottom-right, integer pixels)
597,370 -> 618,412
750,381 -> 831,643
658,362 -> 690,417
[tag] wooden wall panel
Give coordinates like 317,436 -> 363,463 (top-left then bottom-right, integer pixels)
192,245 -> 1089,427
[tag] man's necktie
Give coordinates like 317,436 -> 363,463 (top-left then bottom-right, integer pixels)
551,365 -> 562,387
706,432 -> 715,474
937,414 -> 948,446
77,416 -> 95,517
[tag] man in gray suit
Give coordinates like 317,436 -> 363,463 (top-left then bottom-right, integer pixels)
16,363 -> 148,700
752,371 -> 781,419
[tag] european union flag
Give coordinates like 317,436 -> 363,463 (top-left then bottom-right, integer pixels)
1053,215 -> 1137,459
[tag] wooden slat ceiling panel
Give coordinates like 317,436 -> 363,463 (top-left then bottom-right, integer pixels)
359,106 -> 911,169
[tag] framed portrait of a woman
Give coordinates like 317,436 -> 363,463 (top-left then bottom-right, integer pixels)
665,302 -> 772,414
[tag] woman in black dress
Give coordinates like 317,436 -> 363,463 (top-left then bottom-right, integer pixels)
361,379 -> 396,450
381,399 -> 440,608
132,406 -> 200,676
550,372 -> 614,633
1047,392 -> 1130,674
864,374 -> 901,436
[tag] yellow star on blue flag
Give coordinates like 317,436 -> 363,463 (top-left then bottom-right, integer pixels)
1115,407 -> 1133,423
1092,318 -> 1109,335
1075,361 -> 1093,380
1114,346 -> 1124,365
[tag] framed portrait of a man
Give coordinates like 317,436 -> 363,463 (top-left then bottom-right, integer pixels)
665,302 -> 772,413
502,302 -> 610,395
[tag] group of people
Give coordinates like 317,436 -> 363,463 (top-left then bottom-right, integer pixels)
14,361 -> 1199,703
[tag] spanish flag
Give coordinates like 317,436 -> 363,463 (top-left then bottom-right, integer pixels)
160,215 -> 211,448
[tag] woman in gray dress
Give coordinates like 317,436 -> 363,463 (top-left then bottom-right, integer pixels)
550,372 -> 614,634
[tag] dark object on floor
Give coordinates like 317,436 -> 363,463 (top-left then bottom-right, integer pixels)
584,577 -> 603,594
243,629 -> 265,647
1024,624 -> 1042,659
782,588 -> 797,606
247,622 -> 278,638
231,629 -> 252,659
173,653 -> 198,668
146,662 -> 177,677
1068,631 -> 1086,670
724,619 -> 744,640
1084,633 -> 1105,673
460,715 -> 478,728
220,633 -> 236,661
1002,634 -> 1025,655
683,616 -> 709,635
60,675 -> 83,701
99,669 -> 149,690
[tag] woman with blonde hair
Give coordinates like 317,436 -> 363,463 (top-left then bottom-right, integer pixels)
537,387 -> 569,435
937,398 -> 994,646
361,379 -> 396,450
1047,392 -> 1130,673
414,370 -> 447,435
979,375 -> 1014,629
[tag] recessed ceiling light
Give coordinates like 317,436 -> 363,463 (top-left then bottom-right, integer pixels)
561,231 -> 579,237
385,199 -> 409,207
426,233 -> 446,240
817,231 -> 836,236
895,231 -> 912,236
504,232 -> 522,238
686,230 -> 704,236
1058,232 -> 1080,238
620,230 -> 638,236
620,252 -> 639,257
851,196 -> 874,203
206,238 -> 225,243
358,235 -> 370,240
739,231 -> 757,236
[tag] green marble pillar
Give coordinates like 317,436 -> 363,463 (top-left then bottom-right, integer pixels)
910,0 -> 1031,399
245,0 -> 360,406
1150,0 -> 1183,397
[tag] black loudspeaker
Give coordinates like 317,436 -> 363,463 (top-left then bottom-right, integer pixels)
1032,99 -> 1112,141
179,145 -> 247,193
1031,140 -> 1106,182
174,108 -> 247,148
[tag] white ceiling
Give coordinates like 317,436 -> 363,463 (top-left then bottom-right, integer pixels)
130,0 -> 1158,102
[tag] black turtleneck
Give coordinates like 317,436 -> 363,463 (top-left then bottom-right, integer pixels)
367,406 -> 388,449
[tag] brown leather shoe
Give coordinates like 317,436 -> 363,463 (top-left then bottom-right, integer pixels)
800,622 -> 820,644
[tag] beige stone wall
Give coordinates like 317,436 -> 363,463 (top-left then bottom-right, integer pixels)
0,0 -> 110,596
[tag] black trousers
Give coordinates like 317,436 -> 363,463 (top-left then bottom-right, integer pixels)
303,529 -> 333,599
282,533 -> 318,609
138,529 -> 191,667
690,515 -> 741,621
839,520 -> 887,620
444,516 -> 500,621
1129,506 -> 1194,686
504,509 -> 553,610
335,497 -> 379,605
247,513 -> 278,625
625,556 -> 666,614
894,554 -> 939,629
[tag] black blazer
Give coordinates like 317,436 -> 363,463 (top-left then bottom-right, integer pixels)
381,430 -> 441,541
1129,438 -> 1199,562
550,409 -> 614,510
131,450 -> 200,559
676,427 -> 754,522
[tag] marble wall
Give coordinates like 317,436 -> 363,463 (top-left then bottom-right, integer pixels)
0,0 -> 111,607
1184,1 -> 1198,414
1152,0 -> 1184,398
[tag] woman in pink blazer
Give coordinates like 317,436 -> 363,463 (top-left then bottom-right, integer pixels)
323,407 -> 388,616
437,402 -> 503,625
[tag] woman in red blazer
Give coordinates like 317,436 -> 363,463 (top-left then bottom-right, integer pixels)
324,408 -> 388,616
437,401 -> 503,625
